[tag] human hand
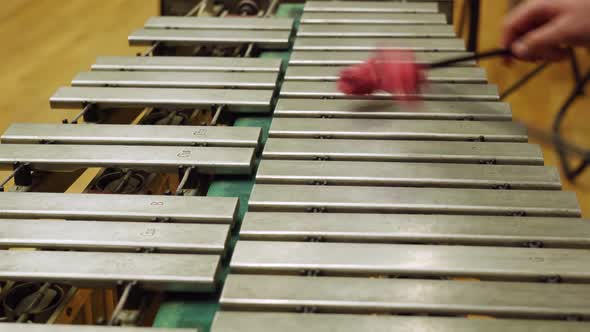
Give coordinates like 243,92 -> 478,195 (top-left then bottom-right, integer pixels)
503,0 -> 590,61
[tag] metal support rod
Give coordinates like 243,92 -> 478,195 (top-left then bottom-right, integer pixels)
113,170 -> 134,194
210,105 -> 224,126
64,103 -> 94,124
467,0 -> 480,52
107,281 -> 136,326
0,163 -> 27,192
264,0 -> 279,17
15,283 -> 51,323
175,166 -> 196,195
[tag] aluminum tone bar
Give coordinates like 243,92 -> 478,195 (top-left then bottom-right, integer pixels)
248,184 -> 580,217
92,56 -> 282,72
2,123 -> 261,148
50,87 -> 273,112
297,24 -> 455,38
211,312 -> 590,332
262,139 -> 544,165
241,212 -> 590,248
274,99 -> 509,120
0,144 -> 255,174
0,324 -> 197,332
0,250 -> 219,292
293,38 -> 465,51
144,16 -> 294,30
289,51 -> 476,66
279,82 -> 499,101
268,118 -> 527,142
0,219 -> 229,254
220,275 -> 590,319
284,66 -> 487,83
255,160 -> 560,189
72,71 -> 279,89
0,192 -> 238,224
128,29 -> 291,49
303,1 -> 439,13
231,241 -> 590,282
300,12 -> 447,24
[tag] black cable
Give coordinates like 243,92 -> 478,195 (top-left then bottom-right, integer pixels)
500,61 -> 550,100
427,48 -> 511,69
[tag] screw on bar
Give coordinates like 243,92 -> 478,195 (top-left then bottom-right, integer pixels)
107,281 -> 137,326
176,166 -> 196,195
0,163 -> 28,192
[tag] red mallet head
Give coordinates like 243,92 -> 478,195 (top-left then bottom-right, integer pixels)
337,49 -> 426,101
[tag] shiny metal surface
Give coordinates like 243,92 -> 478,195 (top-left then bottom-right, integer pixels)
241,212 -> 590,248
220,275 -> 590,318
92,56 -> 282,72
0,192 -> 238,224
0,325 -> 196,332
284,66 -> 486,83
293,37 -> 465,51
268,118 -> 527,142
212,312 -> 590,332
50,87 -> 273,112
248,184 -> 580,217
0,144 -> 255,174
72,71 -> 279,89
255,160 -> 560,189
144,16 -> 294,30
297,24 -> 455,38
274,99 -> 508,120
290,51 -> 476,66
2,123 -> 261,148
128,28 -> 291,49
262,138 -> 543,165
0,219 -> 229,253
279,82 -> 498,101
231,241 -> 590,282
0,250 -> 219,292
300,12 -> 446,24
303,1 -> 439,13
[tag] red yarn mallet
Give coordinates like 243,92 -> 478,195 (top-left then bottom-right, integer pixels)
337,50 -> 426,101
338,48 -> 512,101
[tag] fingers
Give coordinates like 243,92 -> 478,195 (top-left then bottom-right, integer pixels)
513,16 -> 572,59
502,0 -> 559,48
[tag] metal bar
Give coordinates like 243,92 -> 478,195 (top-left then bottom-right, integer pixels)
297,24 -> 455,38
220,275 -> 590,318
0,324 -> 197,331
262,138 -> 544,165
293,38 -> 465,51
231,241 -> 590,282
50,87 -> 273,112
72,71 -> 279,89
303,1 -> 439,13
0,219 -> 229,253
211,312 -> 590,332
255,160 -> 560,189
274,99 -> 508,120
279,82 -> 498,101
268,118 -> 527,142
300,12 -> 447,24
289,51 -> 476,66
0,250 -> 219,292
0,192 -> 238,224
241,212 -> 590,248
92,56 -> 282,72
128,28 -> 291,49
284,66 -> 487,83
248,184 -> 580,217
0,144 -> 255,174
2,123 -> 261,148
144,16 -> 294,30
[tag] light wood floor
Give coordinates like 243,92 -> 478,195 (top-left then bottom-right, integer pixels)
1,0 -> 589,215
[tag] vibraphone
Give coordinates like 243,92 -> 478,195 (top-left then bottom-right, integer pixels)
1,1 -> 589,331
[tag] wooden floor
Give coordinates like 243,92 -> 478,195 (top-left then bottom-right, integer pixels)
1,0 -> 589,215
